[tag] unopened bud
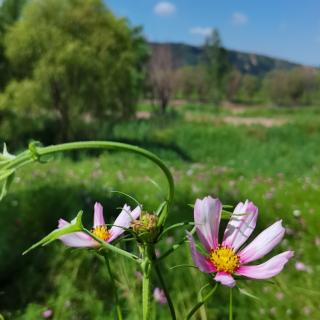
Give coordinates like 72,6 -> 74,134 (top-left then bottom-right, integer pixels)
131,213 -> 159,242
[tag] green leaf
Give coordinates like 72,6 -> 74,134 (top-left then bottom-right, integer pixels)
237,287 -> 261,301
169,264 -> 198,270
110,190 -> 142,208
159,221 -> 194,240
23,211 -> 83,255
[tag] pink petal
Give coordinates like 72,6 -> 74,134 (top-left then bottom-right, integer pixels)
58,218 -> 91,240
58,218 -> 69,228
223,200 -> 258,251
187,232 -> 216,273
194,196 -> 222,251
236,251 -> 294,279
214,272 -> 236,287
239,220 -> 285,264
93,202 -> 105,227
108,205 -> 141,242
59,232 -> 97,247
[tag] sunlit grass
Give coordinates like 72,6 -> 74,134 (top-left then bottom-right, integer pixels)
1,105 -> 320,319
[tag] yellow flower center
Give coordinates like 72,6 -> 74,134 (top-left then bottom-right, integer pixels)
209,245 -> 240,273
91,225 -> 110,241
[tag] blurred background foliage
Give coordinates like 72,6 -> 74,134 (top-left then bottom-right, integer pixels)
0,0 -> 320,319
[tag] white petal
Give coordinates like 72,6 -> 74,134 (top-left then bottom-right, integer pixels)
237,251 -> 294,279
239,220 -> 285,264
194,196 -> 222,250
223,200 -> 258,251
109,205 -> 141,242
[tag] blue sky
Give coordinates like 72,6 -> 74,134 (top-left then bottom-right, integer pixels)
105,0 -> 320,66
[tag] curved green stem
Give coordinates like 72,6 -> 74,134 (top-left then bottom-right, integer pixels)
3,141 -> 174,207
229,288 -> 233,320
104,253 -> 123,320
185,283 -> 218,320
154,262 -> 176,320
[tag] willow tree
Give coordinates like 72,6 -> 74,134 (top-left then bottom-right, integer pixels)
1,0 -> 147,141
0,0 -> 27,90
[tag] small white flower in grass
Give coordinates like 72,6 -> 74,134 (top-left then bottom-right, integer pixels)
293,209 -> 301,217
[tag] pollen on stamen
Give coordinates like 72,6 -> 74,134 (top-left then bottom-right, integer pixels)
91,225 -> 110,241
209,245 -> 240,274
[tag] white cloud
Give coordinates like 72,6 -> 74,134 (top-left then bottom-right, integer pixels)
190,27 -> 213,37
232,12 -> 248,26
154,1 -> 176,17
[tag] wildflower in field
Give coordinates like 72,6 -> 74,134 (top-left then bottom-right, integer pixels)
153,288 -> 167,305
58,202 -> 141,247
188,196 -> 293,287
42,309 -> 53,318
295,261 -> 312,273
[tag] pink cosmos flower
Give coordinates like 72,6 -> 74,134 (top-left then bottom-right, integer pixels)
153,287 -> 167,305
188,196 -> 293,288
58,202 -> 141,247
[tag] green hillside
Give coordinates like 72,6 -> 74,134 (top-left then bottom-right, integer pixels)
150,42 -> 301,76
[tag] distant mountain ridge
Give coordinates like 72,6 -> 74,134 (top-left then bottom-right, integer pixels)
150,42 -> 302,76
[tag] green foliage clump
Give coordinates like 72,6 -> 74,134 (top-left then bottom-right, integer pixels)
0,0 -> 148,142
262,68 -> 318,106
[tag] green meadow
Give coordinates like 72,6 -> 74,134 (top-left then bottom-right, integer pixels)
0,105 -> 319,319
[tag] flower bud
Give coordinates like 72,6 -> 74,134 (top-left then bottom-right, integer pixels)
131,213 -> 159,243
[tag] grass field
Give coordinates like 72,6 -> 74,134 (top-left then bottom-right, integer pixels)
1,104 -> 320,319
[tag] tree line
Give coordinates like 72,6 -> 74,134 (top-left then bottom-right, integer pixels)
147,30 -> 320,111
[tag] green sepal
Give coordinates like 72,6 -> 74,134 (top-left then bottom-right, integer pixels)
0,171 -> 15,201
155,201 -> 167,216
23,211 -> 83,255
0,143 -> 16,161
157,201 -> 168,227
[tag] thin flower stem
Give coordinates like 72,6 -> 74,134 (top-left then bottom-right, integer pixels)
229,288 -> 233,320
185,283 -> 218,320
154,262 -> 176,320
104,253 -> 123,320
142,255 -> 152,320
142,267 -> 151,320
3,141 -> 174,207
